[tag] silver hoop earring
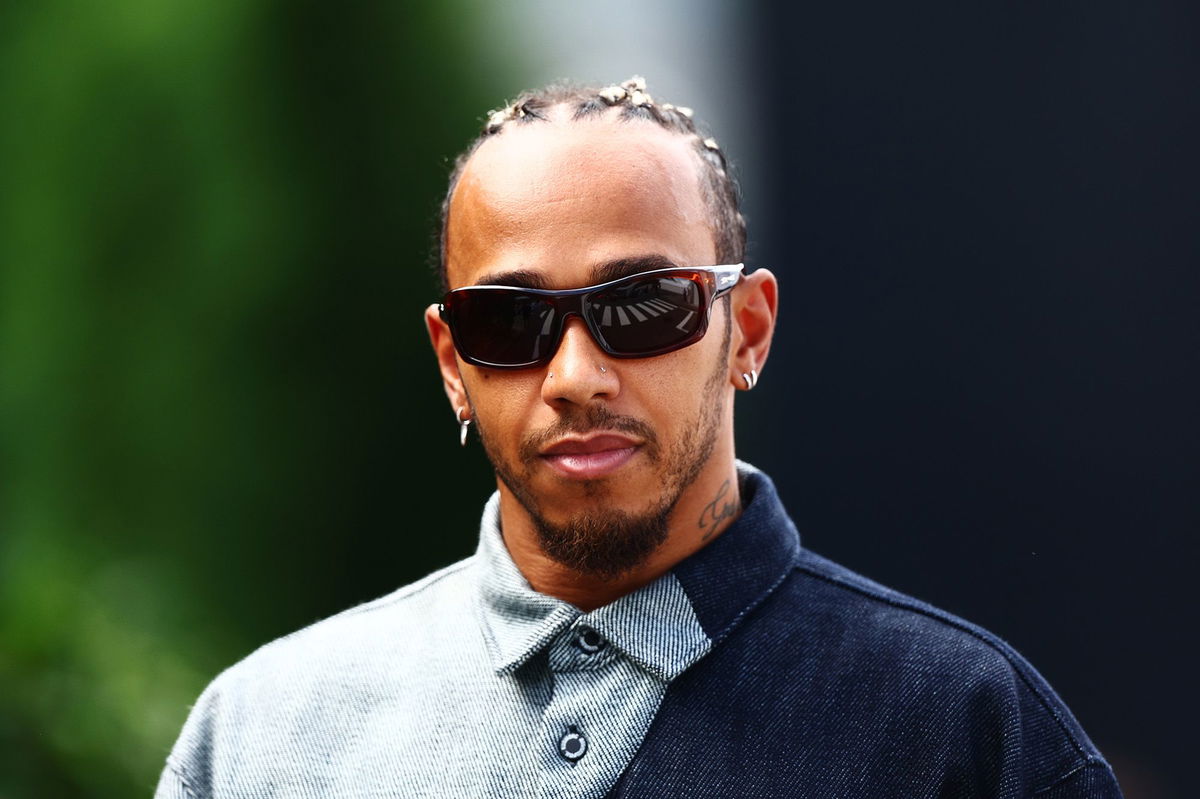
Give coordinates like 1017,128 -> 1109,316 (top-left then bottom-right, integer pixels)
741,369 -> 758,390
457,407 -> 472,447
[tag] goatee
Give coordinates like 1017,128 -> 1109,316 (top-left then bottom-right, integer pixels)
474,306 -> 731,580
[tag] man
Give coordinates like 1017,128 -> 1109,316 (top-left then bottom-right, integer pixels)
156,77 -> 1122,798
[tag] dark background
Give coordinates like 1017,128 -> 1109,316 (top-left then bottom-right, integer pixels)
747,3 -> 1197,797
0,1 -> 1193,796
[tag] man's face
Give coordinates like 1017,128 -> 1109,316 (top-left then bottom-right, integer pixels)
433,113 -> 736,577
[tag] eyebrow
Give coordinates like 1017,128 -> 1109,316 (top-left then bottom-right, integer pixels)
472,269 -> 550,289
472,255 -> 681,290
590,255 -> 680,284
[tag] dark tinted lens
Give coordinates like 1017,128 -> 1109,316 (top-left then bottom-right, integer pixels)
586,275 -> 704,354
451,289 -> 559,366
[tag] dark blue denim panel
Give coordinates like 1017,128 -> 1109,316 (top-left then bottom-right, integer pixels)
608,548 -> 1122,798
671,463 -> 802,642
1037,764 -> 1127,799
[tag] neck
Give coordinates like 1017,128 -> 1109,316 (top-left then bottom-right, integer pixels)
496,452 -> 742,612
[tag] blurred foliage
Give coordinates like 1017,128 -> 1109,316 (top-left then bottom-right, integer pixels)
0,1 -> 514,795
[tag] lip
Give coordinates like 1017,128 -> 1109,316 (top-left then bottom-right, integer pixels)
539,434 -> 641,480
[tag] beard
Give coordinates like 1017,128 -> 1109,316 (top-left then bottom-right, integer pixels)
474,307 -> 731,581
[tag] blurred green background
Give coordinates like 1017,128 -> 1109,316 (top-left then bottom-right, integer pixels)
0,1 -> 517,794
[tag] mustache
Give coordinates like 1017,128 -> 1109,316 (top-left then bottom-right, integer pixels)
519,405 -> 659,462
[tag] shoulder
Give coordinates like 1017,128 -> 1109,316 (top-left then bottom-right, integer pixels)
789,547 -> 1024,658
161,555 -> 478,793
784,548 -> 1112,785
222,554 -> 476,685
789,547 -> 1063,690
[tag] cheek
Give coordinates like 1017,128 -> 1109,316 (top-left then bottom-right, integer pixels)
630,348 -> 720,423
464,370 -> 539,442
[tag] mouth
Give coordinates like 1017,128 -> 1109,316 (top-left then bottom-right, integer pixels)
538,433 -> 642,480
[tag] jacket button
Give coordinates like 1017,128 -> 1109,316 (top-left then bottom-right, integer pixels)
559,726 -> 587,762
575,627 -> 605,654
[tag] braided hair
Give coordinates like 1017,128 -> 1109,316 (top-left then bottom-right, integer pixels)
436,76 -> 746,292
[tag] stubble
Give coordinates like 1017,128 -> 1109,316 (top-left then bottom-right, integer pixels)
474,308 -> 732,580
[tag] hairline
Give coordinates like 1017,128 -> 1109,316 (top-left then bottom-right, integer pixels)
438,101 -> 739,293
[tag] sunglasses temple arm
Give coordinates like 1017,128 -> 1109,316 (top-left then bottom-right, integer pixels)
712,263 -> 744,296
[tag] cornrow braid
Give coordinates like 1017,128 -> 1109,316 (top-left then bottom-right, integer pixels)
436,76 -> 746,292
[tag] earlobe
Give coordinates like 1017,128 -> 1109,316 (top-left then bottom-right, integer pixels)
425,303 -> 468,411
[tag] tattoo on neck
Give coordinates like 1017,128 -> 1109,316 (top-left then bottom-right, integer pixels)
698,479 -> 738,542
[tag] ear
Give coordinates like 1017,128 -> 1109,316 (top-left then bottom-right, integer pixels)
727,268 -> 779,387
425,303 -> 470,417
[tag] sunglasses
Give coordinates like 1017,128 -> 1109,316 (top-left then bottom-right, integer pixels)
439,264 -> 744,369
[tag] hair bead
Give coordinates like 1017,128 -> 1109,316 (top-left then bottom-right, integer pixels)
599,85 -> 628,104
485,106 -> 513,133
622,75 -> 647,92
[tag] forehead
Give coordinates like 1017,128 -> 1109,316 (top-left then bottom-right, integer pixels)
445,115 -> 714,288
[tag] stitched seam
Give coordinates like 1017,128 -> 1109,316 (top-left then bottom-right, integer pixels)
1032,758 -> 1109,795
619,562 -> 798,681
708,556 -> 800,649
166,759 -> 201,799
795,562 -> 1090,761
231,557 -> 477,667
340,556 -> 474,617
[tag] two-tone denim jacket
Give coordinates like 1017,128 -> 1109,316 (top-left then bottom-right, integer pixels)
156,461 -> 1122,798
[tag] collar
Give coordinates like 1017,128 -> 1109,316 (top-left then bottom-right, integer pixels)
474,461 -> 802,682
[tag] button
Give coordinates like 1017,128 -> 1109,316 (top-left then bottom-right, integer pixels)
575,627 -> 605,654
559,726 -> 587,762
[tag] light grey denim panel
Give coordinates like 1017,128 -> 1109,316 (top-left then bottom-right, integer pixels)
158,492 -> 714,799
153,764 -> 194,799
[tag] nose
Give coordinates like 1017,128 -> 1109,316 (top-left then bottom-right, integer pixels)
541,317 -> 620,406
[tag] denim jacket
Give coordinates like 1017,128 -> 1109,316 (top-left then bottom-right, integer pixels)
156,462 -> 1121,798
